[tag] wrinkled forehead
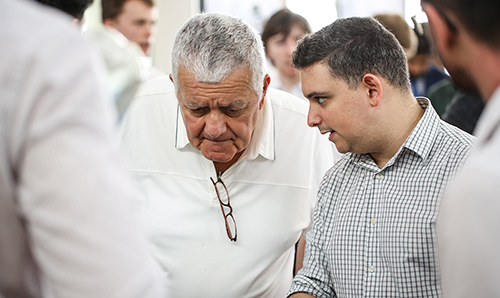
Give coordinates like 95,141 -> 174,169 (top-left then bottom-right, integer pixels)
176,66 -> 259,103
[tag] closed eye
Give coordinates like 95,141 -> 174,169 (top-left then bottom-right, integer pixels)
188,107 -> 210,116
220,101 -> 247,117
221,106 -> 245,117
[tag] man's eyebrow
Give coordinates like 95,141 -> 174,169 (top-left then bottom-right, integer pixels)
305,91 -> 328,99
220,100 -> 246,108
184,101 -> 205,108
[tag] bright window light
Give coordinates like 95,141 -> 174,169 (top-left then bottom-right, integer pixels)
286,0 -> 338,32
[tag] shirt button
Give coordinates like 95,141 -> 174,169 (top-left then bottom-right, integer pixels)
371,219 -> 377,225
376,173 -> 384,180
369,266 -> 375,273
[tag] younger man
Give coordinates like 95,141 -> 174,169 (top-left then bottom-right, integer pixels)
288,17 -> 473,298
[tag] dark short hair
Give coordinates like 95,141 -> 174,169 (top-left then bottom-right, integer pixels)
261,9 -> 311,54
35,0 -> 94,20
293,17 -> 411,92
421,0 -> 500,48
101,0 -> 154,22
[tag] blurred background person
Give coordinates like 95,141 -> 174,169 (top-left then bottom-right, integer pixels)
35,0 -> 150,120
408,21 -> 454,116
0,0 -> 168,297
422,0 -> 500,295
85,0 -> 163,119
442,90 -> 485,134
102,0 -> 156,56
100,0 -> 164,81
374,12 -> 418,60
262,8 -> 311,99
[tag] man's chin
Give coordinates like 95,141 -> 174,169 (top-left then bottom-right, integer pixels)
443,59 -> 480,96
450,74 -> 480,96
202,151 -> 236,164
140,44 -> 150,55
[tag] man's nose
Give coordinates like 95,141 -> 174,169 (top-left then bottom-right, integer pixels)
307,104 -> 322,128
145,24 -> 153,37
204,113 -> 226,138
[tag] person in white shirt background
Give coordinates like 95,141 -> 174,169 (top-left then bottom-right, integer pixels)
262,8 -> 311,100
100,0 -> 165,81
0,0 -> 167,297
102,0 -> 155,56
421,0 -> 500,297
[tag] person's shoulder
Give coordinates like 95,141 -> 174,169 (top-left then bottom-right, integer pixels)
267,88 -> 309,116
135,76 -> 176,99
437,120 -> 476,162
440,120 -> 476,146
124,76 -> 176,120
1,0 -> 80,45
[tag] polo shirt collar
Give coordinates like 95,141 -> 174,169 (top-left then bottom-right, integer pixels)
174,94 -> 276,161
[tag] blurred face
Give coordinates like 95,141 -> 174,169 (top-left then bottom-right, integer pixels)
423,3 -> 478,94
408,54 -> 430,78
175,67 -> 267,164
106,0 -> 156,55
301,63 -> 370,154
266,25 -> 307,79
440,54 -> 478,93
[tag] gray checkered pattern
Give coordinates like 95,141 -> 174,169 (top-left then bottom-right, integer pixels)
289,98 -> 474,298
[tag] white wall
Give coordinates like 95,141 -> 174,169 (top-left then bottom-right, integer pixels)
153,0 -> 199,75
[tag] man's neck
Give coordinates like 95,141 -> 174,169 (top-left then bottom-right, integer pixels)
370,96 -> 425,169
213,151 -> 244,175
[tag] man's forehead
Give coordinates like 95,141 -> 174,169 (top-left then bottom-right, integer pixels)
178,67 -> 255,92
121,0 -> 153,15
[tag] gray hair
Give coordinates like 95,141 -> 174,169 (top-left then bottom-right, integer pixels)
171,13 -> 266,98
293,17 -> 411,92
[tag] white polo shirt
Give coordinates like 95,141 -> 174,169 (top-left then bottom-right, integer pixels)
118,77 -> 334,297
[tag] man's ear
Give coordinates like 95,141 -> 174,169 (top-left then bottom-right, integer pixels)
259,74 -> 271,109
362,74 -> 382,107
169,73 -> 174,84
422,3 -> 457,57
103,18 -> 114,27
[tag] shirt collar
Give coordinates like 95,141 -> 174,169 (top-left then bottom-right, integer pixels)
401,97 -> 440,162
175,94 -> 276,161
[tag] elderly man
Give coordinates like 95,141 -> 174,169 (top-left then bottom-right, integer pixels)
421,0 -> 500,297
118,13 -> 334,297
287,17 -> 474,298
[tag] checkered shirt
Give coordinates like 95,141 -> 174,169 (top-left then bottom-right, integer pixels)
289,98 -> 475,298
